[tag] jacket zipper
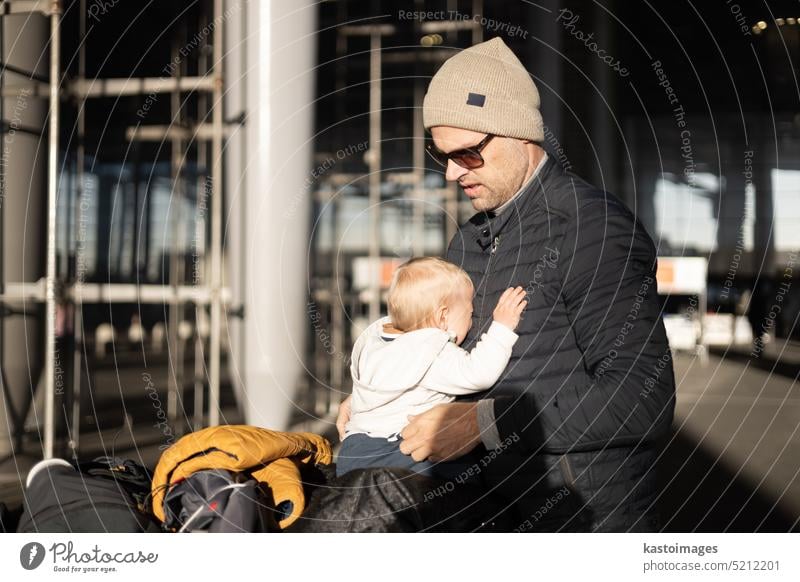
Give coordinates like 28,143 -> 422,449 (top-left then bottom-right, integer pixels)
476,235 -> 501,322
559,455 -> 577,490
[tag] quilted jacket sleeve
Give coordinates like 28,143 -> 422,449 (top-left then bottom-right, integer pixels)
492,199 -> 676,454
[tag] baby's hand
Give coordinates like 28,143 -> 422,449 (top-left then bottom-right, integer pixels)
493,286 -> 527,331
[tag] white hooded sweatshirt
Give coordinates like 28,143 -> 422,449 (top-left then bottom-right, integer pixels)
345,316 -> 519,439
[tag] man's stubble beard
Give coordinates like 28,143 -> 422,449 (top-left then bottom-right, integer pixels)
486,146 -> 530,211
466,140 -> 532,212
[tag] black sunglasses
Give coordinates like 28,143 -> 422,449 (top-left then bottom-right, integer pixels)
425,134 -> 495,170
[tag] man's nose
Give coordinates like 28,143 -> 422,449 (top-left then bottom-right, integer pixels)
445,159 -> 468,182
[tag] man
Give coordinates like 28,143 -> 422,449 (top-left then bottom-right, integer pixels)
338,37 -> 675,532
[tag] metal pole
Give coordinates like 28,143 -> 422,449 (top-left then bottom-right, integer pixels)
193,8 -> 209,431
330,19 -> 346,413
699,281 -> 709,366
208,0 -> 223,427
70,0 -> 86,455
44,0 -> 62,459
367,31 -> 381,323
412,3 -> 425,258
233,0 -> 247,421
0,0 -> 11,456
412,82 -> 424,257
167,37 -> 185,430
0,0 -> 7,452
471,0 -> 483,43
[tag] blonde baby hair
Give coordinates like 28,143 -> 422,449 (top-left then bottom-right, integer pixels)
387,257 -> 473,332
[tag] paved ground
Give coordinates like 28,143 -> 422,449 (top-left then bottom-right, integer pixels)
656,348 -> 799,531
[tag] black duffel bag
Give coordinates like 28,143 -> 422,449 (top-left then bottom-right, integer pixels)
17,457 -> 161,533
287,465 -> 513,532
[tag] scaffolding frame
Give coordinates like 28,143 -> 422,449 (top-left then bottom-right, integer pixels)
0,0 -> 232,459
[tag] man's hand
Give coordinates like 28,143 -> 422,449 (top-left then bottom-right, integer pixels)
399,402 -> 482,462
336,396 -> 351,442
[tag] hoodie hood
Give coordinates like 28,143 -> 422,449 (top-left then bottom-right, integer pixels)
350,316 -> 454,397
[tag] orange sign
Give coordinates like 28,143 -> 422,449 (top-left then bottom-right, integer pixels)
657,260 -> 675,287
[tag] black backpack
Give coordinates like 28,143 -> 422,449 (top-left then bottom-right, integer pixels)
161,469 -> 280,533
17,457 -> 161,533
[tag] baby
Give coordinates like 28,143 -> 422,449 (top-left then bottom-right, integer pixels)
336,256 -> 527,479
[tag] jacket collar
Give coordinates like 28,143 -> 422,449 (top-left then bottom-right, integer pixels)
468,154 -> 562,251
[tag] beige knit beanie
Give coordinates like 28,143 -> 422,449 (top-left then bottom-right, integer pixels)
423,37 -> 543,142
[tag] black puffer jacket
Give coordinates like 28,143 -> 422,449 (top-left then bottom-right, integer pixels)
446,156 -> 676,532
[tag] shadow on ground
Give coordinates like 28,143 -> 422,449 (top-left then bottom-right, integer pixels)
656,428 -> 798,532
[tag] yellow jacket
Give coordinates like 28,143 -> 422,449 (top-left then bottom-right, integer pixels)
151,425 -> 332,529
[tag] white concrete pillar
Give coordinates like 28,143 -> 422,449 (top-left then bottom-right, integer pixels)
227,0 -> 316,429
